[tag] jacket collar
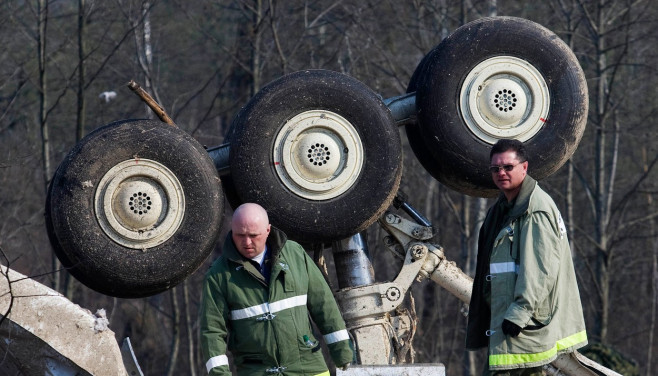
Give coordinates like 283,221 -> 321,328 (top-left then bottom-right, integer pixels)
499,175 -> 537,221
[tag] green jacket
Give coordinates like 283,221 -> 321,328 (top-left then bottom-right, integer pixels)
466,177 -> 587,369
200,226 -> 353,375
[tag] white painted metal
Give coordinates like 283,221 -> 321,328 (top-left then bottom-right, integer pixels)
546,352 -> 623,376
120,338 -> 145,376
337,364 -> 446,376
95,158 -> 185,249
272,110 -> 364,200
351,323 -> 393,365
460,56 -> 550,143
335,241 -> 427,321
422,245 -> 474,304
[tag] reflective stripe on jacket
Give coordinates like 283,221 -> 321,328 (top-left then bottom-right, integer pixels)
200,226 -> 353,376
467,177 -> 587,370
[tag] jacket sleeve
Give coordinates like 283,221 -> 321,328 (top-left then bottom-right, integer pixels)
505,211 -> 562,327
302,249 -> 355,367
200,270 -> 232,376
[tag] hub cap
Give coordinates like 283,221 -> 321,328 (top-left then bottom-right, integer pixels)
460,56 -> 550,143
95,159 -> 185,249
273,110 -> 364,200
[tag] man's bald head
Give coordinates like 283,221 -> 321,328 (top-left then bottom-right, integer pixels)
232,203 -> 269,227
231,203 -> 271,259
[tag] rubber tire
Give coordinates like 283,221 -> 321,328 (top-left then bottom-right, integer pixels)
229,69 -> 402,243
47,119 -> 224,298
219,123 -> 246,212
416,17 -> 588,197
404,46 -> 442,182
219,173 -> 243,211
45,167 -> 75,271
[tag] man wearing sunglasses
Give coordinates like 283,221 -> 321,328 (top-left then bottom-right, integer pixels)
466,139 -> 588,375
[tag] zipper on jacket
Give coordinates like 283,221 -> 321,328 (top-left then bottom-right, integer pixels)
265,365 -> 287,373
257,312 -> 277,321
505,225 -> 515,260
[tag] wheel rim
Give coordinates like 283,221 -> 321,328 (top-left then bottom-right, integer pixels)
460,56 -> 550,143
272,110 -> 364,200
94,159 -> 185,249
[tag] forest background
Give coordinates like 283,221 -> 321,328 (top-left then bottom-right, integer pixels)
0,0 -> 657,375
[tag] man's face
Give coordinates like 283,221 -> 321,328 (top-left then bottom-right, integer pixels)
490,150 -> 528,198
232,218 -> 270,259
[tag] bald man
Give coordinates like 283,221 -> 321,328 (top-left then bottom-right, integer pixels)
200,203 -> 354,376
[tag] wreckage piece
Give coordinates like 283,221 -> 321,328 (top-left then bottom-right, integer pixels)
0,265 -> 141,375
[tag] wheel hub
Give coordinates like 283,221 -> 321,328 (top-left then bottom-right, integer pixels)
460,56 -> 549,143
112,178 -> 163,230
273,110 -> 364,200
293,132 -> 341,181
95,159 -> 185,249
478,76 -> 528,126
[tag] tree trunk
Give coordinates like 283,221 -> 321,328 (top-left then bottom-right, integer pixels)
645,146 -> 656,376
184,281 -> 197,376
566,162 -> 575,254
61,0 -> 88,301
461,195 -> 475,376
133,1 -> 163,116
559,5 -> 577,255
76,0 -> 86,142
593,0 -> 611,342
463,197 -> 487,376
37,0 -> 58,292
165,287 -> 181,376
252,0 -> 263,95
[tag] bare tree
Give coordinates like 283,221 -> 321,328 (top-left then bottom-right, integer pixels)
165,286 -> 181,376
33,0 -> 64,295
572,0 -> 657,344
183,281 -> 197,376
76,0 -> 87,141
647,150 -> 657,374
1,1 -> 656,374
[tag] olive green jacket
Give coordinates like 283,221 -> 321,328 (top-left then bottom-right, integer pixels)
200,226 -> 353,376
466,177 -> 587,369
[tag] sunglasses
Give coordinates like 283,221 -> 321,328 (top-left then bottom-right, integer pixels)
489,162 -> 523,173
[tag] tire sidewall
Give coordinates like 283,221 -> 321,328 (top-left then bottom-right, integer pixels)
49,119 -> 224,298
405,46 -> 445,183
